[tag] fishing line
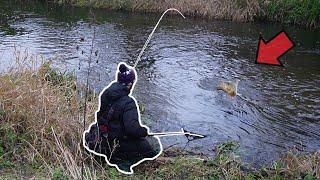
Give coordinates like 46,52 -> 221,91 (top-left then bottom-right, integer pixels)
82,9 -> 97,180
133,8 -> 185,68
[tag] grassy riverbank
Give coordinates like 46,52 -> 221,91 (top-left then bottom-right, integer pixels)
0,56 -> 319,179
54,0 -> 320,28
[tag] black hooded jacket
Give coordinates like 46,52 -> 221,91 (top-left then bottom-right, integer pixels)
97,82 -> 148,140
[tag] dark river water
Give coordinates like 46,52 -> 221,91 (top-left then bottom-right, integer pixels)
1,1 -> 319,166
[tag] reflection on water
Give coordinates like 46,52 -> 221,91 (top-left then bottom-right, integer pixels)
0,1 -> 319,166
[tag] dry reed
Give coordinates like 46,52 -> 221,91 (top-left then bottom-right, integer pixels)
0,50 -> 101,179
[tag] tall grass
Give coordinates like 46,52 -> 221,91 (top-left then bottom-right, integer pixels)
60,0 -> 261,22
54,0 -> 320,28
263,0 -> 320,28
0,52 -> 101,179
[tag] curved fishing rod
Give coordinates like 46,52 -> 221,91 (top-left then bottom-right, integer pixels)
133,8 -> 185,68
133,8 -> 205,140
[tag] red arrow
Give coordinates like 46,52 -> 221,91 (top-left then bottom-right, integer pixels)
256,31 -> 295,66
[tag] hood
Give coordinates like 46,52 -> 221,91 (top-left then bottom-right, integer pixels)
105,82 -> 129,101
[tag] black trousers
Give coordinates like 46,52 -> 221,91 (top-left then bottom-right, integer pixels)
93,136 -> 160,172
85,126 -> 160,172
100,136 -> 160,161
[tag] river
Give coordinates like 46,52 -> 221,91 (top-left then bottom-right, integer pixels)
0,1 -> 319,166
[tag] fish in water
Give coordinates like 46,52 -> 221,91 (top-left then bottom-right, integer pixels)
217,79 -> 240,97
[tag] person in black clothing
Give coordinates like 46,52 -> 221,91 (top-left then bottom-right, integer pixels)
84,62 -> 161,173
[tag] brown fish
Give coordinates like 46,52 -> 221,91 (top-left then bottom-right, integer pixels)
217,79 -> 240,97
